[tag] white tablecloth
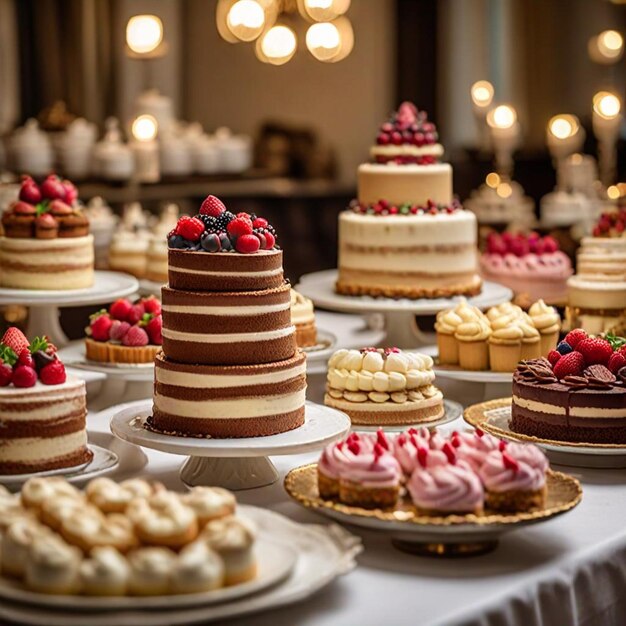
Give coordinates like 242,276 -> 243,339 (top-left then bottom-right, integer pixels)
84,311 -> 626,626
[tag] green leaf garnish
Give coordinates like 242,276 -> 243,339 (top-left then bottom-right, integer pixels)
0,344 -> 17,366
606,332 -> 626,351
29,336 -> 49,353
139,313 -> 154,326
36,200 -> 50,216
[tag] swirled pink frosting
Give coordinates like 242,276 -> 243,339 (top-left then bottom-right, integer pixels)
505,442 -> 549,473
451,430 -> 504,472
480,252 -> 572,280
394,432 -> 430,474
479,451 -> 546,492
318,441 -> 356,480
340,444 -> 401,488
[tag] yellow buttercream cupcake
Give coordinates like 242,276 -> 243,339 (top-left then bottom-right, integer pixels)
454,308 -> 491,371
488,312 -> 523,372
528,299 -> 561,355
519,314 -> 541,361
435,306 -> 463,365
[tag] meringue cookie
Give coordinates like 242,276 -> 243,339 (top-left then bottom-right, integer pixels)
25,535 -> 82,594
1,519 -> 51,578
127,547 -> 176,596
171,540 -> 225,593
181,487 -> 236,526
80,546 -> 130,596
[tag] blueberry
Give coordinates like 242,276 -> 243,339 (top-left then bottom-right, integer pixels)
557,341 -> 572,355
168,235 -> 187,249
219,233 -> 232,250
201,232 -> 221,253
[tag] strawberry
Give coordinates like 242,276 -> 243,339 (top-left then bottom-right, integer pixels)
577,337 -> 613,366
48,199 -> 72,215
176,216 -> 204,242
1,327 -> 29,355
608,351 -> 626,374
17,349 -> 35,369
19,176 -> 42,204
264,231 -> 276,249
122,326 -> 149,347
235,233 -> 260,253
40,174 -> 67,201
89,313 -> 112,341
109,320 -> 131,342
126,303 -> 145,325
141,296 -> 161,316
564,328 -> 587,349
39,360 -> 66,385
553,352 -> 585,380
227,216 -> 253,237
109,298 -> 133,321
62,180 -> 78,204
547,350 -> 561,366
12,365 -> 37,388
199,195 -> 226,217
0,364 -> 12,386
252,217 -> 268,229
145,316 -> 162,345
11,201 -> 36,215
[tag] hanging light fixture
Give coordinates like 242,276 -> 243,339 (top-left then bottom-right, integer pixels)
226,0 -> 266,41
255,24 -> 297,65
126,15 -> 166,57
300,0 -> 351,22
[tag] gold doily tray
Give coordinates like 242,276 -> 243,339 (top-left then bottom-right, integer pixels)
284,463 -> 581,531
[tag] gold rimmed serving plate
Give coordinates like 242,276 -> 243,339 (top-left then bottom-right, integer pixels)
284,463 -> 581,557
465,398 -> 626,468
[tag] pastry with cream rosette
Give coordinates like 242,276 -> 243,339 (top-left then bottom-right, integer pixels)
79,546 -> 130,596
528,299 -> 561,355
171,540 -> 225,593
181,486 -> 236,527
127,547 -> 176,596
21,477 -> 82,513
1,518 -> 52,578
60,510 -> 138,554
25,535 -> 82,594
86,477 -> 161,514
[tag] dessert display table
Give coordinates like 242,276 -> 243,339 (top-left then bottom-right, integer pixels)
0,271 -> 139,347
296,269 -> 512,348
110,400 -> 351,490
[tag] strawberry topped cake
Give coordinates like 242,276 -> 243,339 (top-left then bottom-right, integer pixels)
0,327 -> 92,474
0,175 -> 94,289
479,232 -> 573,304
511,329 -> 626,443
85,296 -> 162,364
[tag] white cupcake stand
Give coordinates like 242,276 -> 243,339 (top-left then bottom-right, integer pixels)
296,269 -> 512,349
110,399 -> 351,490
0,271 -> 138,347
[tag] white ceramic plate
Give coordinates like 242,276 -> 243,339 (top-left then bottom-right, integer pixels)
0,444 -> 118,489
301,329 -> 337,361
420,345 -> 513,383
0,533 -> 296,610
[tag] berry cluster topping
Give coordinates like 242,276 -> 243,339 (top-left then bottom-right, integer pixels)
360,347 -> 401,357
167,195 -> 277,255
0,328 -> 65,388
375,102 -> 439,155
519,330 -> 626,388
592,209 -> 626,238
1,174 -> 88,239
86,296 -> 162,346
348,198 -> 462,216
485,232 -> 560,257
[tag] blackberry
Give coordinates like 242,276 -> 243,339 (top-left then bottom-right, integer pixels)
199,215 -> 218,232
248,213 -> 257,222
216,211 -> 235,231
266,224 -> 276,237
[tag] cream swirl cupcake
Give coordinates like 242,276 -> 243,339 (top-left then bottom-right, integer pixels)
435,306 -> 463,365
528,299 -> 561,355
454,308 -> 491,371
488,311 -> 524,372
519,314 -> 541,361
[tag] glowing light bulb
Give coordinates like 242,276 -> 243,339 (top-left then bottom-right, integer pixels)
487,105 -> 517,129
303,0 -> 350,21
607,185 -> 621,200
132,115 -> 158,141
126,15 -> 163,54
258,25 -> 297,65
548,115 -> 579,140
496,182 -> 513,199
598,30 -> 623,58
471,81 -> 494,108
226,0 -> 265,42
485,172 -> 500,188
594,92 -> 621,119
306,22 -> 341,61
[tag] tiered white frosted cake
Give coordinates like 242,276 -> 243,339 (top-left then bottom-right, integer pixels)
336,102 -> 481,299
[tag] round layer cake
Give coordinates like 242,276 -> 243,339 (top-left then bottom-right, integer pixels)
577,236 -> 626,279
0,235 -> 94,290
149,350 -> 306,437
161,282 -> 296,365
168,248 -> 284,292
0,376 -> 92,473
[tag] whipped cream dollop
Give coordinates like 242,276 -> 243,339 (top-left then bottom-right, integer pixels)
528,299 -> 561,335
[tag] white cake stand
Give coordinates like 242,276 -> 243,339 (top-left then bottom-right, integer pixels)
296,270 -> 512,348
138,278 -> 164,296
110,399 -> 351,490
0,271 -> 139,347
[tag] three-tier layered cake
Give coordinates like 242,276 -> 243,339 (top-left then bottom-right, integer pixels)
148,196 -> 307,438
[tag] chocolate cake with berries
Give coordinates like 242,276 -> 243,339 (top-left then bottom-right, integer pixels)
511,329 -> 626,444
0,327 -> 92,474
0,175 -> 93,290
336,102 -> 480,299
148,195 -> 306,438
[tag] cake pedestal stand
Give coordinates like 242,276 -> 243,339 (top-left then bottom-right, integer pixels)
0,271 -> 139,347
110,400 -> 351,490
296,270 -> 512,348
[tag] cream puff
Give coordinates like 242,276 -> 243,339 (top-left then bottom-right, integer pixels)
40,496 -> 101,532
181,487 -> 236,527
80,546 -> 130,596
170,541 -> 225,593
127,547 -> 176,596
60,511 -> 138,554
86,478 -> 161,514
25,535 -> 82,595
1,519 -> 52,578
21,477 -> 82,514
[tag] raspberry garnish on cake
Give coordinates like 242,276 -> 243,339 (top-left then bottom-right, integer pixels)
84,296 -> 163,364
0,327 -> 92,474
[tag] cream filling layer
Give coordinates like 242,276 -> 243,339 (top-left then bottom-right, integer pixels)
162,302 -> 290,316
0,399 -> 85,421
168,266 -> 282,278
154,389 -> 306,419
156,361 -> 306,388
325,393 -> 443,412
513,395 -> 626,418
512,396 -> 565,415
162,326 -> 295,343
0,431 -> 88,463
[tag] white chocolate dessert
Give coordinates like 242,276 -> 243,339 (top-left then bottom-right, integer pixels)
324,347 -> 444,426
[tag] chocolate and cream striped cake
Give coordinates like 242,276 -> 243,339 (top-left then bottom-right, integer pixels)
161,283 -> 296,365
0,376 -> 92,474
149,351 -> 306,437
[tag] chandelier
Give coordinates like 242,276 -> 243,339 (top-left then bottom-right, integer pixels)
216,0 -> 354,65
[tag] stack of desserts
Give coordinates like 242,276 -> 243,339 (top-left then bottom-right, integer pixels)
567,210 -> 626,334
0,175 -> 94,289
323,347 -> 444,426
290,288 -> 318,348
479,232 -> 572,304
317,428 -> 549,514
0,477 -> 257,595
336,102 -> 481,299
511,329 -> 626,444
435,298 -> 561,372
0,327 -> 92,474
85,295 -> 162,363
148,195 -> 307,438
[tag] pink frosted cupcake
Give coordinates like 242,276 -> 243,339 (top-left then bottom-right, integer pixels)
394,430 -> 430,475
451,429 -> 504,472
338,444 -> 402,508
479,450 -> 547,513
318,441 -> 352,498
407,447 -> 484,516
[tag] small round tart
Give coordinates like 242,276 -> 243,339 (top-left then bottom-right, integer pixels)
85,338 -> 160,364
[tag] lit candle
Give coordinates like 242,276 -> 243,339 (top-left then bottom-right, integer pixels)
126,15 -> 163,55
486,104 -> 520,176
470,80 -> 494,151
592,91 -> 622,185
226,0 -> 265,42
131,114 -> 160,183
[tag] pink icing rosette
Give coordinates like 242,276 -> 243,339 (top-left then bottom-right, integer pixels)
505,442 -> 549,473
479,450 -> 546,493
394,431 -> 430,475
318,440 -> 357,480
451,429 -> 504,473
340,444 -> 402,488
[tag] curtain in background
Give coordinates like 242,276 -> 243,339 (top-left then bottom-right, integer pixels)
0,0 -> 19,133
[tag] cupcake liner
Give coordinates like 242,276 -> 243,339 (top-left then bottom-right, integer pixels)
458,340 -> 489,371
520,339 -> 541,361
488,341 -> 522,372
437,333 -> 459,365
539,330 -> 559,356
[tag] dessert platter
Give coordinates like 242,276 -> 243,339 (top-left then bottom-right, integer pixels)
297,103 -> 512,347
285,427 -> 581,556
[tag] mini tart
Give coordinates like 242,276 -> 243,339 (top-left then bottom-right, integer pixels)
85,338 -> 160,364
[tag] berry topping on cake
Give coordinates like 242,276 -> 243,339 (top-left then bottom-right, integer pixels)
553,352 -> 585,380
608,351 -> 626,374
235,233 -> 261,254
199,195 -> 226,217
122,326 -> 149,347
375,102 -> 438,149
0,364 -> 12,387
564,329 -> 587,349
17,349 -> 35,369
39,360 -> 66,385
141,296 -> 162,316
40,174 -> 67,201
556,341 -> 572,355
349,197 -> 462,216
227,216 -> 253,237
485,232 -> 562,258
110,298 -> 133,321
144,315 -> 163,345
89,312 -> 113,341
126,303 -> 146,326
591,209 -> 626,238
201,232 -> 221,252
1,327 -> 29,355
577,337 -> 613,366
19,176 -> 42,204
547,350 -> 561,366
176,216 -> 205,242
12,365 -> 37,388
110,320 -> 131,341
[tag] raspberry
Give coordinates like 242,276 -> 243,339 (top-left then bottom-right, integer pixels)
227,216 -> 253,237
199,195 -> 226,217
235,233 -> 260,253
39,360 -> 66,385
12,365 -> 37,388
1,327 -> 29,355
0,364 -> 12,386
176,216 -> 204,242
252,217 -> 268,229
110,320 -> 131,341
122,326 -> 149,347
145,316 -> 162,345
502,452 -> 519,472
236,212 -> 251,219
90,313 -> 112,342
564,329 -> 587,349
109,299 -> 133,321
608,351 -> 626,374
17,349 -> 35,369
553,352 -> 585,380
556,341 -> 572,355
126,303 -> 146,326
577,337 -> 613,366
141,296 -> 161,316
547,350 -> 561,366
264,231 -> 276,249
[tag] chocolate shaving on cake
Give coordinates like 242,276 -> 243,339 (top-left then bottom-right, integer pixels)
517,358 -> 556,383
584,364 -> 616,389
563,375 -> 588,390
616,366 -> 626,385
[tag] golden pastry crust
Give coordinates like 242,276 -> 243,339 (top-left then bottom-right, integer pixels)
85,338 -> 160,364
335,278 -> 482,299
